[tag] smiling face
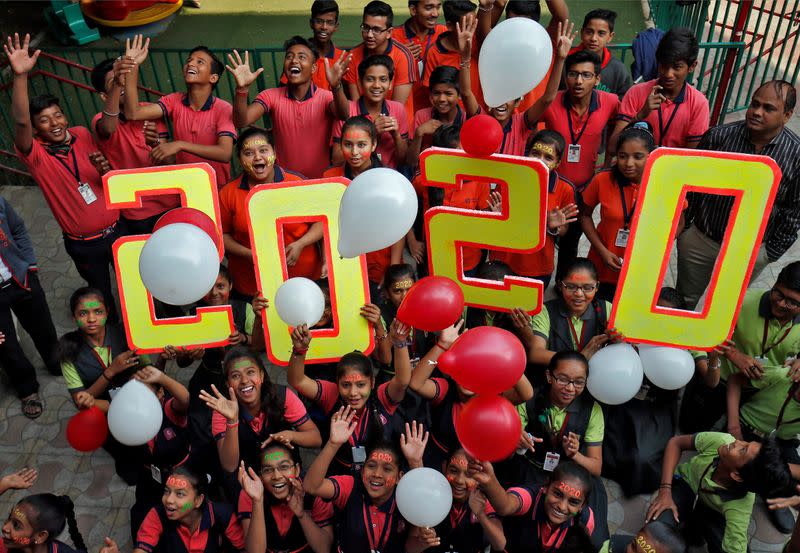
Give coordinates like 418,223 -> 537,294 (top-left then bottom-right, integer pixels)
226,357 -> 264,406
341,128 -> 377,172
543,477 -> 587,526
283,44 -> 316,85
444,451 -> 476,501
430,83 -> 459,116
337,368 -> 373,411
2,504 -> 42,549
310,12 -> 339,45
547,359 -> 588,408
202,274 -> 232,306
558,268 -> 599,314
260,447 -> 300,501
183,51 -> 219,87
616,137 -> 650,184
32,104 -> 69,144
769,283 -> 800,321
411,0 -> 441,30
73,295 -> 108,339
488,99 -> 519,124
239,135 -> 276,183
162,475 -> 203,522
361,64 -> 391,103
362,449 -> 401,502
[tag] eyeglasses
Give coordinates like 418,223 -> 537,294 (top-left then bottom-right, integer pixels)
260,463 -> 296,477
771,287 -> 800,309
552,375 -> 587,389
566,71 -> 596,81
312,17 -> 337,28
360,24 -> 389,35
560,282 -> 598,294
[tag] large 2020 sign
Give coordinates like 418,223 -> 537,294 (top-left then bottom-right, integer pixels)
105,147 -> 780,363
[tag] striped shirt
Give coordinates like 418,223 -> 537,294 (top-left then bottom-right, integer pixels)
687,121 -> 800,261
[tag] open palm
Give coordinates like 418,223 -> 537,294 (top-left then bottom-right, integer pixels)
4,33 -> 40,75
226,50 -> 263,88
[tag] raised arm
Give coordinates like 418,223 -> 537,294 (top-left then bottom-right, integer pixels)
225,50 -> 266,128
476,0 -> 505,46
385,319 -> 413,404
324,52 -> 353,120
150,135 -> 234,164
523,20 -> 575,125
286,325 -> 320,399
96,58 -> 127,139
545,0 -> 569,40
239,463 -> 267,553
457,14 -> 481,117
304,407 -> 357,499
120,35 -> 164,121
5,33 -> 40,154
410,320 -> 464,399
199,384 -> 241,473
470,461 -> 520,516
135,366 -> 190,414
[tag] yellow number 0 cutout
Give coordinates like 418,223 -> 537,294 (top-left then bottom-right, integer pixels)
105,163 -> 234,353
421,149 -> 548,313
610,149 -> 780,350
247,178 -> 373,365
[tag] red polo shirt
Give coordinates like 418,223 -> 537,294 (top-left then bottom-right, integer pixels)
255,84 -> 336,179
422,34 -> 484,109
343,39 -> 419,127
332,98 -> 408,169
237,488 -> 334,532
392,19 -> 447,110
91,112 -> 180,220
617,80 -> 709,147
211,386 -> 309,440
498,112 -> 535,157
280,42 -> 347,90
540,90 -> 620,188
136,502 -> 245,553
490,172 -> 575,276
157,92 -> 236,187
411,106 -> 466,153
219,168 -> 321,297
15,127 -> 119,237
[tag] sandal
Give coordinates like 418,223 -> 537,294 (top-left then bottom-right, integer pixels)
20,394 -> 43,420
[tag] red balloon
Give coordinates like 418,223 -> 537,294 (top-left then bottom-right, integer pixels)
153,207 -> 223,259
438,326 -> 526,395
460,114 -> 503,157
66,407 -> 109,452
456,395 -> 521,461
396,276 -> 465,332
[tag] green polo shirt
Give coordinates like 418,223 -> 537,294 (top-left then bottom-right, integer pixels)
740,367 -> 800,440
517,397 -> 605,446
675,432 -> 755,553
531,300 -> 612,349
721,290 -> 800,381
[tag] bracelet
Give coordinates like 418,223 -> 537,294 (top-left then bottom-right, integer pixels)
100,372 -> 112,382
478,4 -> 494,12
709,361 -> 721,370
659,483 -> 672,489
393,341 -> 408,349
376,333 -> 388,342
459,61 -> 471,69
436,341 -> 450,351
332,83 -> 343,92
102,110 -> 120,117
546,227 -> 559,236
226,420 -> 239,428
292,347 -> 309,355
235,89 -> 249,97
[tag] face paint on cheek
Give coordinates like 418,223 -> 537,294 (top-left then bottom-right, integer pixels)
12,537 -> 31,545
385,476 -> 396,487
446,474 -> 457,483
466,478 -> 478,490
265,154 -> 276,166
180,502 -> 193,513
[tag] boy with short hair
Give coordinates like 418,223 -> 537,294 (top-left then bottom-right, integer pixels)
229,35 -> 351,179
610,27 -> 709,152
344,0 -> 419,116
280,0 -> 344,90
571,9 -> 632,99
119,36 -> 237,187
646,432 -> 792,553
332,56 -> 408,169
6,33 -> 121,322
90,58 -> 178,234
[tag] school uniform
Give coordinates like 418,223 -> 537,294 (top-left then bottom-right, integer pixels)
211,387 -> 310,471
237,486 -> 334,553
503,485 -> 596,553
657,432 -> 755,553
391,19 -> 447,111
422,34 -> 484,110
568,45 -> 633,100
280,42 -> 347,91
136,501 -> 246,553
423,377 -> 464,469
255,84 -> 337,179
497,113 -> 537,157
15,127 -> 121,322
312,378 -> 401,475
530,297 -> 612,354
617,79 -> 709,148
327,476 -> 408,553
332,98 -> 408,169
490,171 -> 576,288
91,111 -> 179,233
219,169 -> 319,297
157,93 -> 237,187
411,105 -> 467,156
429,500 -> 498,553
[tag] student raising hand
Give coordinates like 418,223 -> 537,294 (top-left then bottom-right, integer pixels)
125,34 -> 150,66
199,383 -> 239,422
226,50 -> 264,89
328,405 -> 358,445
400,421 -> 430,469
323,50 -> 352,90
238,460 -> 265,501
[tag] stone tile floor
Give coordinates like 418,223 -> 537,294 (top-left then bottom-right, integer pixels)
0,172 -> 798,551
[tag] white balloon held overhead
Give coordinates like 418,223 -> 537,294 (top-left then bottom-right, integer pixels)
479,17 -> 553,107
396,467 -> 453,527
587,343 -> 644,405
274,277 -> 326,327
139,223 -> 219,305
639,346 -> 695,390
107,379 -> 163,446
337,167 -> 418,258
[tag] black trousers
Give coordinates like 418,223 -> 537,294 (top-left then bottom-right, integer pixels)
0,272 -> 59,397
63,225 -> 122,323
122,212 -> 167,236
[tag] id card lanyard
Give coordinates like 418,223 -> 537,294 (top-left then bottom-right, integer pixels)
761,317 -> 794,357
566,106 -> 592,163
657,102 -> 680,147
363,501 -> 394,553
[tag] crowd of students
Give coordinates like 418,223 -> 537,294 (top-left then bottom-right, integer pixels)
2,0 -> 800,552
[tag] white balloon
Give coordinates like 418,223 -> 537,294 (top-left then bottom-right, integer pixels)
107,380 -> 163,446
139,223 -> 219,305
274,277 -> 325,327
479,17 -> 553,107
337,167 -> 417,258
396,467 -> 453,527
639,346 -> 695,390
587,343 -> 644,405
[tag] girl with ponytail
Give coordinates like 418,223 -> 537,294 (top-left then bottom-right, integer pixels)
2,494 -> 87,553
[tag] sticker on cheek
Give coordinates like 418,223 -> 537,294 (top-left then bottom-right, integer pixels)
166,476 -> 190,489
